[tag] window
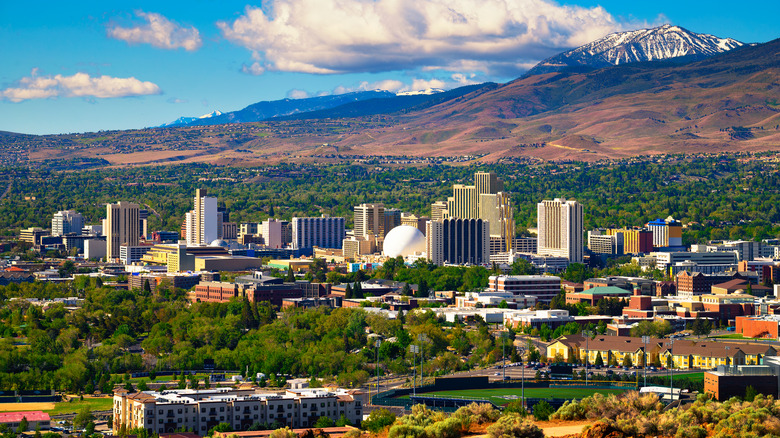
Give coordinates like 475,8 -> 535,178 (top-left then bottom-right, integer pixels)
158,420 -> 163,424
220,407 -> 225,412
159,410 -> 163,414
201,408 -> 206,413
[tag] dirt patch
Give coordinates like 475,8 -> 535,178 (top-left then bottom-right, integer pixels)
0,402 -> 55,412
535,420 -> 591,437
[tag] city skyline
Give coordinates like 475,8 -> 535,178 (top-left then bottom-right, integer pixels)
1,0 -> 779,135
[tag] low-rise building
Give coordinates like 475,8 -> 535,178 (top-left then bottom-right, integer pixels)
566,286 -> 632,306
0,411 -> 50,431
113,387 -> 363,435
487,275 -> 562,303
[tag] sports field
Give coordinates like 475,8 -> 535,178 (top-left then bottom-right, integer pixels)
399,387 -> 627,405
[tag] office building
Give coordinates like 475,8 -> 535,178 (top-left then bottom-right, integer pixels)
152,230 -> 179,243
607,228 -> 653,254
400,213 -> 429,234
354,203 -> 385,238
537,198 -> 583,263
588,229 -> 624,255
186,189 -> 219,246
20,227 -> 47,245
426,218 -> 490,266
383,208 -> 402,236
106,201 -> 140,260
480,191 -> 515,252
431,201 -> 448,221
647,216 -> 683,249
239,223 -> 261,236
139,209 -> 149,239
447,184 -> 478,219
51,210 -> 84,237
475,171 -> 504,196
261,219 -> 286,248
292,216 -> 345,250
120,245 -> 154,265
488,274 -> 563,303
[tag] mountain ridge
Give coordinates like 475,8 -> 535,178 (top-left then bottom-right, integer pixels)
526,24 -> 744,76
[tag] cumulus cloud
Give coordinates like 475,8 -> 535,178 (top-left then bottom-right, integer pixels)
287,89 -> 310,99
218,0 -> 623,76
0,70 -> 162,102
324,72 -> 478,96
109,11 -> 202,51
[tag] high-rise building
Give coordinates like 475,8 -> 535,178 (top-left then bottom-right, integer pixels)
261,218 -> 285,248
186,189 -> 219,246
475,171 -> 504,197
537,198 -> 583,263
106,201 -> 140,260
292,216 -> 345,250
426,218 -> 490,266
448,184 -> 477,219
384,208 -> 402,235
51,210 -> 84,237
401,213 -> 429,234
431,201 -> 448,221
479,191 -> 515,251
354,203 -> 385,238
607,228 -> 653,254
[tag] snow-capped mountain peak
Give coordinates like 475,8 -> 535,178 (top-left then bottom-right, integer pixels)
199,110 -> 222,119
526,24 -> 744,76
396,88 -> 445,96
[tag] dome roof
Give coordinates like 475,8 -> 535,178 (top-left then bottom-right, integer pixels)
383,225 -> 426,258
209,239 -> 229,248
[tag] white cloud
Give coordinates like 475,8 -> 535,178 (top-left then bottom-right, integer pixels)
322,73 -> 478,96
218,0 -> 624,76
0,70 -> 162,102
287,89 -> 310,99
241,62 -> 266,75
109,11 -> 202,51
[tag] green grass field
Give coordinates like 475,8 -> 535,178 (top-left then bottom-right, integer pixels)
47,397 -> 114,415
398,387 -> 626,405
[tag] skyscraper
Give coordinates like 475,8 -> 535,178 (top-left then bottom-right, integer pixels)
52,210 -> 84,236
106,201 -> 140,260
186,189 -> 219,246
537,198 -> 583,263
354,203 -> 385,238
426,218 -> 490,266
292,216 -> 346,250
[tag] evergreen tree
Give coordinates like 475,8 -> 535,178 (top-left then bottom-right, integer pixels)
285,268 -> 295,283
401,283 -> 411,296
241,295 -> 257,330
595,352 -> 604,366
353,282 -> 364,299
344,283 -> 353,299
416,279 -> 429,298
143,279 -> 152,294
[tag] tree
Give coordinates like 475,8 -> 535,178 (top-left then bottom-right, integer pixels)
313,416 -> 335,428
353,282 -> 364,299
73,407 -> 94,430
344,283 -> 353,299
401,283 -> 412,296
285,268 -> 295,283
241,295 -> 258,330
17,417 -> 28,433
143,279 -> 152,294
137,380 -> 149,391
416,279 -> 429,298
533,400 -> 554,421
745,385 -> 758,402
622,355 -> 633,367
335,415 -> 352,427
498,300 -> 509,309
594,352 -> 604,367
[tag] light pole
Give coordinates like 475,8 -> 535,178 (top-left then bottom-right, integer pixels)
418,334 -> 429,386
583,330 -> 590,387
517,345 -> 526,412
375,339 -> 382,396
642,336 -> 649,388
501,331 -> 507,381
666,338 -> 675,403
409,344 -> 420,397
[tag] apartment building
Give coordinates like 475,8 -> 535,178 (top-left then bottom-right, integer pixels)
113,387 -> 363,435
487,275 -> 562,303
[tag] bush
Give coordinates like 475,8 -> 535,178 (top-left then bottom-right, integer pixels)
486,414 -> 543,438
502,400 -> 528,417
532,401 -> 554,421
387,424 -> 426,438
361,408 -> 396,432
453,402 -> 500,426
269,428 -> 297,438
423,417 -> 462,438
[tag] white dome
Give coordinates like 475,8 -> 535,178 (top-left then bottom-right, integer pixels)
383,225 -> 426,258
209,239 -> 229,248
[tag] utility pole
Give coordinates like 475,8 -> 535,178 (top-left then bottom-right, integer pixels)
502,331 -> 507,381
517,345 -> 526,412
418,334 -> 429,387
666,338 -> 675,403
583,330 -> 590,387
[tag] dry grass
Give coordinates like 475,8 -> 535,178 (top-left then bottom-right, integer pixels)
0,402 -> 55,412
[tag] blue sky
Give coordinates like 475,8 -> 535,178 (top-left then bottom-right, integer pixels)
1,0 -> 778,135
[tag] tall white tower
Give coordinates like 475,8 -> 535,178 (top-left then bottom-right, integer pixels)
537,198 -> 583,263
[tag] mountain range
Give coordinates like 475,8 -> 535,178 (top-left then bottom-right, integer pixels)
7,25 -> 780,165
525,24 -> 744,76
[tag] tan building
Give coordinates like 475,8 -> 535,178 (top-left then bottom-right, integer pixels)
430,201 -> 448,221
113,387 -> 363,435
354,204 -> 385,238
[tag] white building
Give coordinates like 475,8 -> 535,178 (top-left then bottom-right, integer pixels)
186,189 -> 219,246
113,387 -> 364,435
120,245 -> 154,265
643,251 -> 738,269
455,291 -> 537,309
503,309 -> 574,329
292,216 -> 345,250
261,219 -> 285,249
537,198 -> 583,263
84,239 -> 106,260
52,210 -> 84,236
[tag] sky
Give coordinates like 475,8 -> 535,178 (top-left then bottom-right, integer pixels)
1,0 -> 778,135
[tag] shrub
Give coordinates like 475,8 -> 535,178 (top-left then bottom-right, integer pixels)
502,400 -> 528,417
424,417 -> 463,438
387,424 -> 426,438
486,414 -> 543,438
532,401 -> 554,421
343,430 -> 362,438
453,402 -> 500,426
269,428 -> 297,438
361,408 -> 396,432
